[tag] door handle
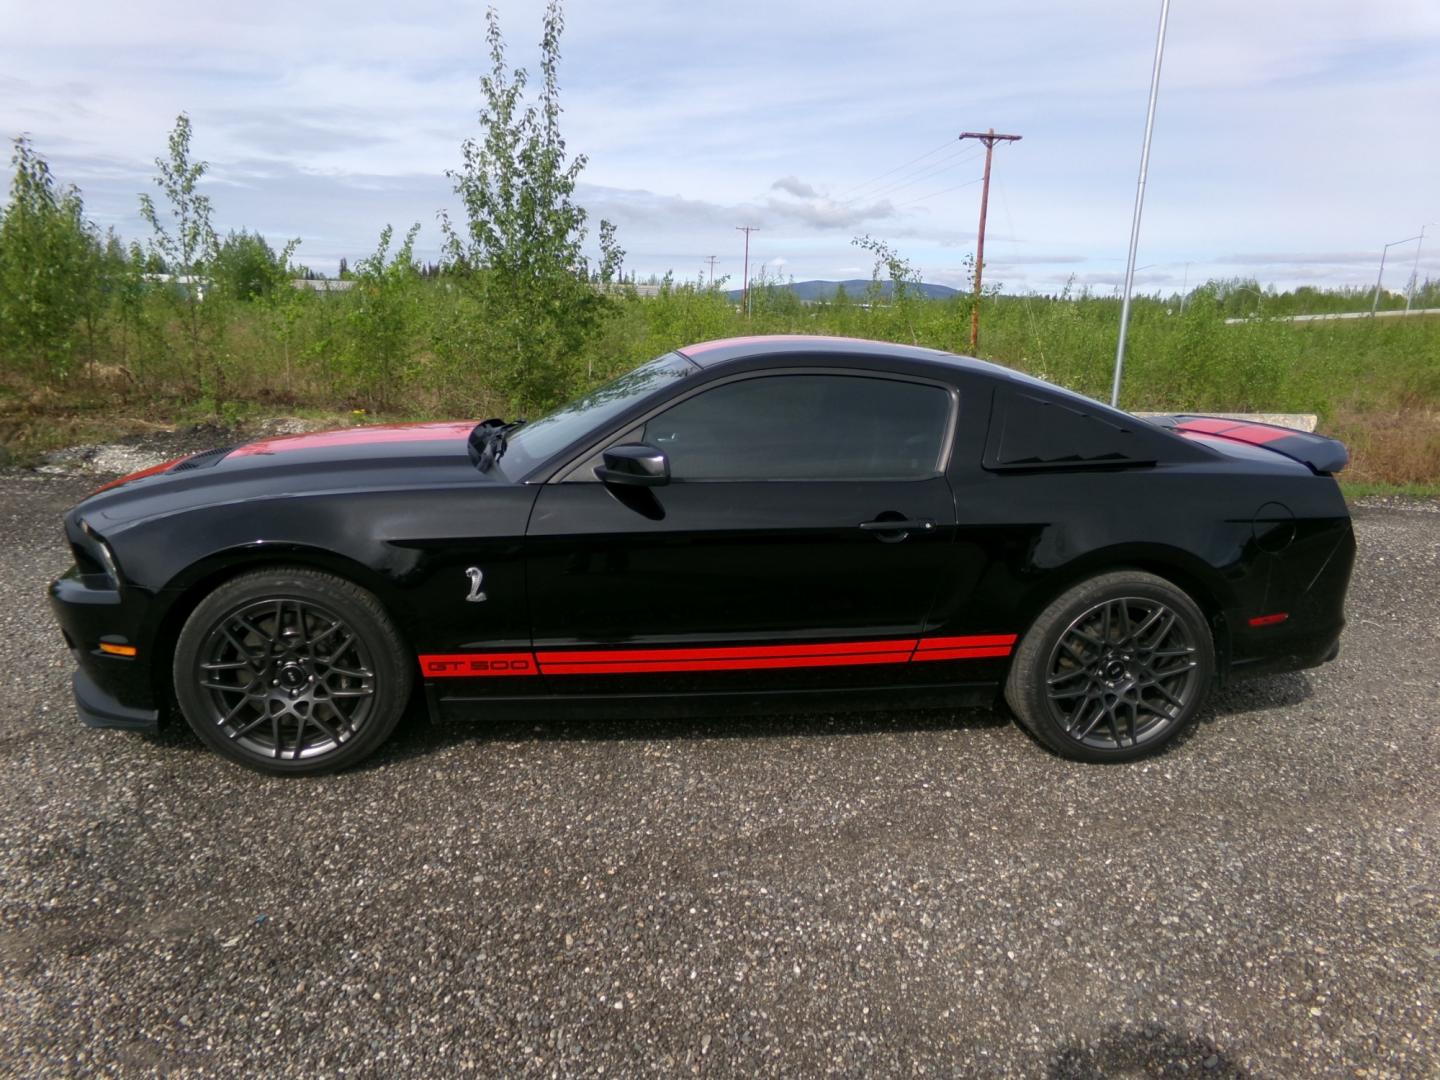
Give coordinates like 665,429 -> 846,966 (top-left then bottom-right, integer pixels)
858,518 -> 938,529
859,517 -> 934,543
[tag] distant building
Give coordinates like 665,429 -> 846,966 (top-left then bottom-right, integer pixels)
291,279 -> 357,292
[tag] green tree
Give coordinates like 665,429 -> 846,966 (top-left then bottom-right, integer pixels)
138,112 -> 226,406
442,0 -> 621,413
342,223 -> 422,411
212,229 -> 297,302
0,137 -> 101,379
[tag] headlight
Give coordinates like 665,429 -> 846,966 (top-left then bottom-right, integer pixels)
77,520 -> 123,588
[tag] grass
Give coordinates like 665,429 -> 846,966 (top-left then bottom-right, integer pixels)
1340,480 -> 1440,499
2,280 -> 1437,484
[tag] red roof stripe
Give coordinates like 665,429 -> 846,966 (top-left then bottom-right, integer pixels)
230,421 -> 475,458
679,335 -> 850,356
91,456 -> 190,495
1173,418 -> 1293,446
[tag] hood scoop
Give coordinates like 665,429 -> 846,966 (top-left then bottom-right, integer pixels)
169,445 -> 236,473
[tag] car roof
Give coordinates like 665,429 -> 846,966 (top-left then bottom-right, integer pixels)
673,334 -> 1189,441
675,334 -> 1010,378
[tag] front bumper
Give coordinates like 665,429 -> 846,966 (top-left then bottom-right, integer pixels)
72,669 -> 159,731
49,568 -> 161,733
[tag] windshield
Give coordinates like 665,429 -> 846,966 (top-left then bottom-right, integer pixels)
502,352 -> 695,475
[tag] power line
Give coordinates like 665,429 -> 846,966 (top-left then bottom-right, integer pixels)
893,174 -> 985,209
958,128 -> 1022,353
831,137 -> 957,201
856,147 -> 984,204
838,145 -> 984,207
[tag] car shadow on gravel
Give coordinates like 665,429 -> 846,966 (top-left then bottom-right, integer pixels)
1047,1022 -> 1248,1078
364,670 -> 1315,769
364,704 -> 1015,768
132,671 -> 1314,771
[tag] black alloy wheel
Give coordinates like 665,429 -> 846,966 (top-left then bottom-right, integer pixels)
174,568 -> 410,774
1044,596 -> 1201,749
1005,571 -> 1215,762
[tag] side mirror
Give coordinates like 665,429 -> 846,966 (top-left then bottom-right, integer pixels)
596,443 -> 670,487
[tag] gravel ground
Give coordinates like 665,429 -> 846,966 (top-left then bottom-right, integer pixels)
0,466 -> 1436,1078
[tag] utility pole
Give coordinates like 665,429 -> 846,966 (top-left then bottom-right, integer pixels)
736,227 -> 758,314
958,129 -> 1021,353
704,255 -> 719,287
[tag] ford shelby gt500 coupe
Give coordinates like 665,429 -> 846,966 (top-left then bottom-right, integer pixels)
50,336 -> 1354,773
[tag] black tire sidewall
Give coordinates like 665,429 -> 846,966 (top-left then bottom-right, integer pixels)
1006,571 -> 1215,762
173,568 -> 411,774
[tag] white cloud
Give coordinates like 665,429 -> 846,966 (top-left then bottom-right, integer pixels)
2,0 -> 1437,288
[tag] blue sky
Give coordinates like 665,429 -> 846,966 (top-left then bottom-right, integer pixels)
2,0 -> 1438,294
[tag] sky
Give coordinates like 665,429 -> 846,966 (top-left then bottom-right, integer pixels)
2,0 -> 1438,295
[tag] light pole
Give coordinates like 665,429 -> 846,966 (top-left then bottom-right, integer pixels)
1228,284 -> 1266,318
1373,233 -> 1422,313
1110,0 -> 1171,408
1404,223 -> 1439,312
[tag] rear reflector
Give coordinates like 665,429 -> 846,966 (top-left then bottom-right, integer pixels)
1247,613 -> 1289,628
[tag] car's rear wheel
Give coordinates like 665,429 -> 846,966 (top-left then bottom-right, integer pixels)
1005,571 -> 1214,762
173,568 -> 410,774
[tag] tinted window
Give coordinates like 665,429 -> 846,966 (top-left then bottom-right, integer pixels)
504,353 -> 694,472
984,389 -> 1161,469
642,374 -> 951,481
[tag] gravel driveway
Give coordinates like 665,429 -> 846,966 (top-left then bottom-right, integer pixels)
1,469 -> 1436,1078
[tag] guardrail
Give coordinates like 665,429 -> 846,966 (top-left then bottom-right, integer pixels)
1224,307 -> 1440,325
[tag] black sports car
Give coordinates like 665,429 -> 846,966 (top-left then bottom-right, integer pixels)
49,336 -> 1354,773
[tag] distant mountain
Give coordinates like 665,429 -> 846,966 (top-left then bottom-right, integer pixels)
724,279 -> 961,303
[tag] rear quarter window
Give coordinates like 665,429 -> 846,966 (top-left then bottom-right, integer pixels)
984,389 -> 1165,470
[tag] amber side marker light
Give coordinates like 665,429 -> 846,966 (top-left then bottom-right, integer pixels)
98,642 -> 138,657
1247,613 -> 1290,628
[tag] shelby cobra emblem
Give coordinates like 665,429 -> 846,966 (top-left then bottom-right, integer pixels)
465,567 -> 487,602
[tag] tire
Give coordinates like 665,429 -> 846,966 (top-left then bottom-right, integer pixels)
1004,570 -> 1215,762
173,567 -> 411,775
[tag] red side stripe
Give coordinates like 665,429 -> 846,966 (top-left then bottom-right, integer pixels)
914,634 -> 1018,650
420,634 -> 1015,678
539,652 -> 913,675
540,639 -> 917,664
913,646 -> 1015,662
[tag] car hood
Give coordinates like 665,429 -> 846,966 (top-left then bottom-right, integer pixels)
75,420 -> 501,526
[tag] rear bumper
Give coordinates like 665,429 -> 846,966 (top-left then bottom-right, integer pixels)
49,568 -> 161,731
1226,627 -> 1342,682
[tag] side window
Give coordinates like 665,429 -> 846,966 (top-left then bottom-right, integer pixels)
641,374 -> 952,481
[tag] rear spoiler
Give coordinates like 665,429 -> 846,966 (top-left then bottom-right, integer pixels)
1149,415 -> 1349,475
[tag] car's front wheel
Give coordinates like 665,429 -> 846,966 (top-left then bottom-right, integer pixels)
173,568 -> 411,774
1005,571 -> 1214,762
